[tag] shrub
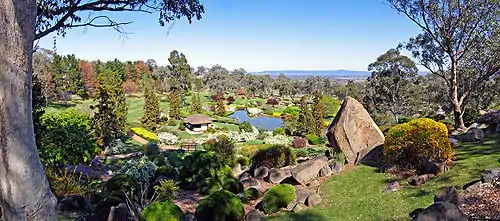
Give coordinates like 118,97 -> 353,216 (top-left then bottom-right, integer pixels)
167,119 -> 178,126
273,127 -> 286,136
223,178 -> 244,194
242,187 -> 262,203
143,142 -> 160,156
202,136 -> 237,166
239,121 -> 253,132
153,179 -> 178,202
252,145 -> 296,169
261,184 -> 295,214
284,107 -> 301,117
158,132 -> 179,145
292,137 -> 307,148
105,139 -> 134,155
195,190 -> 245,221
131,127 -> 159,142
140,201 -> 185,221
238,145 -> 264,158
236,156 -> 250,166
39,109 -> 100,167
178,123 -> 186,131
305,134 -> 324,145
384,118 -> 453,171
264,135 -> 293,146
227,96 -> 235,104
45,167 -> 96,199
151,155 -> 167,167
155,165 -> 178,180
121,156 -> 157,182
179,151 -> 234,195
207,127 -> 216,133
267,97 -> 279,106
293,148 -> 326,158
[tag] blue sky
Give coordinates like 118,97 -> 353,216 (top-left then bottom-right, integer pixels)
37,0 -> 422,72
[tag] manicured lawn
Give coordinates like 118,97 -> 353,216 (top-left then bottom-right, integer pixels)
213,122 -> 240,132
268,134 -> 500,221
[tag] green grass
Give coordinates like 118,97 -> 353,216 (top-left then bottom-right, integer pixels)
213,122 -> 239,132
268,134 -> 500,221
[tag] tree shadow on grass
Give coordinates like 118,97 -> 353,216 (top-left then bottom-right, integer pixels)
266,211 -> 330,221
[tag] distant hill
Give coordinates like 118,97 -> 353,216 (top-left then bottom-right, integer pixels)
251,69 -> 371,80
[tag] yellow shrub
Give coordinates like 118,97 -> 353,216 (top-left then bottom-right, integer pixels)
131,127 -> 159,142
384,118 -> 452,170
272,112 -> 281,117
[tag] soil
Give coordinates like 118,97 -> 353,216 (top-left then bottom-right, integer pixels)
459,184 -> 500,220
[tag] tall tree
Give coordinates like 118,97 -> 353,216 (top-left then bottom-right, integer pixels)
190,92 -> 203,114
364,49 -> 419,124
93,68 -> 128,148
168,50 -> 192,94
216,97 -> 226,116
312,91 -> 325,136
169,91 -> 182,120
141,83 -> 160,131
297,96 -> 314,135
389,0 -> 500,129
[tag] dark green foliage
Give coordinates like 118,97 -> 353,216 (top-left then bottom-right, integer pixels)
179,151 -> 234,195
163,150 -> 189,168
242,187 -> 261,203
143,142 -> 160,156
306,134 -> 324,145
297,96 -> 315,136
140,201 -> 185,221
463,108 -> 479,127
93,68 -> 128,147
195,190 -> 245,221
169,91 -> 182,120
293,148 -> 326,158
168,50 -> 192,94
39,109 -> 99,167
222,178 -> 244,194
236,156 -> 250,166
50,54 -> 86,100
155,165 -> 178,180
202,135 -> 237,167
141,85 -> 160,131
284,107 -> 301,117
104,174 -> 138,201
178,123 -> 186,131
239,121 -> 253,132
273,127 -> 286,136
312,91 -> 325,137
167,119 -> 178,126
262,184 -> 296,214
151,155 -> 167,167
251,145 -> 296,169
189,92 -> 203,114
32,73 -> 46,149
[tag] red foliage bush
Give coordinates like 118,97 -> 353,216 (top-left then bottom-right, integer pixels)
292,137 -> 307,149
227,96 -> 235,104
123,80 -> 139,94
211,93 -> 224,101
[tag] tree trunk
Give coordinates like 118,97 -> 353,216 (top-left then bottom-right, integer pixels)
449,59 -> 466,130
0,0 -> 57,220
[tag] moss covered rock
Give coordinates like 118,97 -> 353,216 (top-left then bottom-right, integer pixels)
195,190 -> 245,221
242,187 -> 262,203
223,178 -> 244,194
140,201 -> 185,221
261,184 -> 296,214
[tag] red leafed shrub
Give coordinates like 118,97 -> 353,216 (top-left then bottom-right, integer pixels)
227,96 -> 235,104
267,98 -> 279,106
292,137 -> 307,149
237,88 -> 246,96
123,80 -> 139,94
211,93 -> 224,101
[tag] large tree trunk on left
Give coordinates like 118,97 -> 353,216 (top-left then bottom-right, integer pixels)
0,0 -> 57,220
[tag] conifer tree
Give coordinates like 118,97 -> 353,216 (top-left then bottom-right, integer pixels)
93,68 -> 128,148
190,92 -> 203,114
169,91 -> 182,120
216,97 -> 226,116
141,82 -> 160,131
312,91 -> 325,137
298,96 -> 315,136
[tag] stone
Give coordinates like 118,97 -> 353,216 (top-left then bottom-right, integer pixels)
292,203 -> 307,213
383,181 -> 401,193
286,200 -> 298,210
305,193 -> 322,206
481,168 -> 500,183
466,128 -> 485,142
185,214 -> 196,221
295,187 -> 316,204
464,180 -> 482,193
434,186 -> 461,205
319,166 -> 333,177
245,210 -> 266,221
239,172 -> 251,181
242,178 -> 261,190
475,110 -> 500,125
233,164 -> 245,178
57,195 -> 92,212
291,156 -> 328,185
330,162 -> 343,173
267,168 -> 291,184
496,124 -> 500,132
253,166 -> 269,179
326,96 -> 385,164
449,138 -> 459,148
415,202 -> 467,221
422,158 -> 447,175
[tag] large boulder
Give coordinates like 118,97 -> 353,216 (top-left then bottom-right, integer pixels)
475,110 -> 500,125
267,168 -> 291,184
415,202 -> 467,221
326,97 -> 385,164
253,166 -> 269,179
481,168 -> 500,183
245,210 -> 265,221
434,186 -> 461,205
465,128 -> 485,142
291,157 -> 328,185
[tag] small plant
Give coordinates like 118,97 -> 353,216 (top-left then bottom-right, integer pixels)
178,123 -> 186,131
155,165 -> 178,180
292,137 -> 307,148
261,184 -> 295,214
242,187 -> 261,203
236,156 -> 250,166
105,139 -> 134,155
140,201 -> 185,221
158,132 -> 179,145
273,127 -> 286,136
222,178 -> 244,194
153,179 -> 178,202
202,135 -> 237,167
306,134 -> 324,145
264,135 -> 293,146
143,142 -> 160,156
167,119 -> 178,126
121,156 -> 157,182
45,167 -> 96,199
227,96 -> 236,104
252,145 -> 296,169
239,121 -> 253,132
131,127 -> 159,142
195,190 -> 245,221
207,127 -> 216,133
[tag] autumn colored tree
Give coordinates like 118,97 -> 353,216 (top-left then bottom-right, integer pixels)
141,83 -> 160,131
123,79 -> 139,94
79,60 -> 98,97
227,95 -> 235,104
216,98 -> 226,116
169,91 -> 182,120
267,97 -> 279,107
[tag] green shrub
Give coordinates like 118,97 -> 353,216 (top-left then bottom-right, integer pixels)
463,108 -> 479,127
293,148 -> 326,158
251,145 -> 296,169
238,145 -> 265,158
242,187 -> 261,203
143,142 -> 160,156
305,134 -> 324,145
178,123 -> 186,131
273,127 -> 286,136
45,167 -> 96,199
104,174 -> 138,201
207,127 -> 216,133
153,179 -> 178,202
179,151 -> 234,195
151,155 -> 167,167
398,116 -> 412,124
195,190 -> 245,221
236,156 -> 250,166
167,119 -> 178,126
262,184 -> 296,214
239,121 -> 253,132
202,135 -> 237,166
131,127 -> 159,142
155,165 -> 178,179
163,150 -> 188,168
39,109 -> 100,167
384,118 -> 453,171
284,107 -> 301,117
141,201 -> 185,221
223,178 -> 244,194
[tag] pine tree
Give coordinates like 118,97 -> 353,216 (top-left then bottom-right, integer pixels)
169,91 -> 182,120
216,97 -> 226,116
189,92 -> 203,114
93,68 -> 128,148
298,96 -> 314,135
312,91 -> 325,137
141,83 -> 160,131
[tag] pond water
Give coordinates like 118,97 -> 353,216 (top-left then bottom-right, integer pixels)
230,110 -> 283,131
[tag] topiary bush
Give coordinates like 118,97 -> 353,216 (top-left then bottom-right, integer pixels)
305,134 -> 324,145
202,135 -> 237,167
384,118 -> 453,171
239,121 -> 253,132
273,127 -> 286,136
155,165 -> 178,180
242,187 -> 261,203
292,137 -> 307,148
141,201 -> 185,221
223,178 -> 244,194
131,127 -> 159,142
143,142 -> 160,156
261,184 -> 296,214
251,145 -> 296,169
236,156 -> 250,166
195,190 -> 245,221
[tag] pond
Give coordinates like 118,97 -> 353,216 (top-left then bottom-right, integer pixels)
230,110 -> 283,131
